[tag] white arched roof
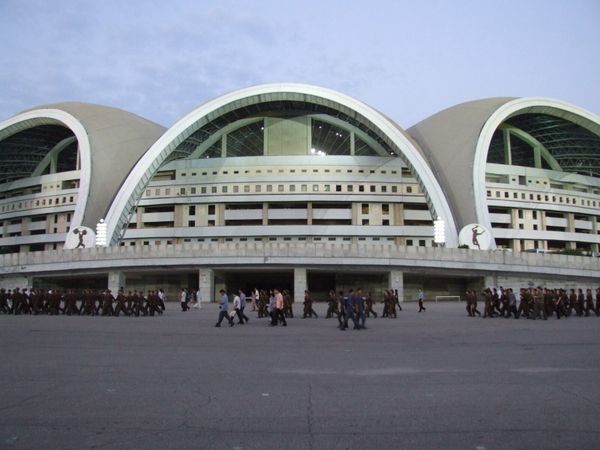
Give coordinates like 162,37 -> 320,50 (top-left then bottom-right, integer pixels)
105,83 -> 459,246
409,97 -> 600,245
0,109 -> 92,232
0,103 -> 166,242
473,98 -> 600,232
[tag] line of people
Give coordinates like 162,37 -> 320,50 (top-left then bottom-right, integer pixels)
0,287 -> 166,317
465,287 -> 600,320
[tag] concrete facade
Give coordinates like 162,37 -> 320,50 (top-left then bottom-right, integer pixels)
0,84 -> 599,300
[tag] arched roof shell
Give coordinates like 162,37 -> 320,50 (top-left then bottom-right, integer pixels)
0,102 -> 166,231
407,97 -> 600,241
104,83 -> 459,246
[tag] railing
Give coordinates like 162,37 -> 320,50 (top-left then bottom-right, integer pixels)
1,242 -> 599,278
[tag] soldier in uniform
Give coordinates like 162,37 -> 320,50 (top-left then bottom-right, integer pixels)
0,288 -> 8,314
113,289 -> 129,316
532,287 -> 546,320
465,290 -> 474,316
326,289 -> 339,319
543,288 -> 555,319
101,290 -> 114,316
63,289 -> 79,315
47,289 -> 62,315
337,290 -> 345,328
302,290 -> 318,318
567,289 -> 577,317
12,288 -> 23,314
256,290 -> 267,318
554,289 -> 566,319
365,291 -> 377,318
576,288 -> 585,317
394,289 -> 402,311
584,288 -> 596,317
125,291 -> 135,315
283,290 -> 293,318
355,288 -> 367,329
482,288 -> 493,318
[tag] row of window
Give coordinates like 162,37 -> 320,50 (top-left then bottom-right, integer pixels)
145,183 -> 419,197
0,195 -> 76,214
170,166 -> 412,178
486,174 -> 598,195
119,236 -> 431,246
487,189 -> 597,208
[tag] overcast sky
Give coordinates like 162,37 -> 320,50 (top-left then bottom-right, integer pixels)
1,0 -> 598,128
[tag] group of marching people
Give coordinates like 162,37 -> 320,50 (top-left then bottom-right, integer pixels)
324,288 -> 402,320
465,286 -> 600,320
0,287 -> 166,317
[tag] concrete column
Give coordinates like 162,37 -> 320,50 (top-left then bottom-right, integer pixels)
198,268 -> 214,304
0,276 -> 32,290
388,270 -> 404,302
108,271 -> 126,295
503,129 -> 512,165
294,267 -> 307,304
484,275 -> 498,289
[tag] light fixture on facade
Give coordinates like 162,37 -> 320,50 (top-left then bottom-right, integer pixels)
96,219 -> 107,247
434,216 -> 445,245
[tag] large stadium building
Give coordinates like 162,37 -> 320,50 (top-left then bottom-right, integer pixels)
1,84 -> 599,302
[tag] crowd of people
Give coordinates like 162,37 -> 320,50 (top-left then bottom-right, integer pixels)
465,287 -> 600,320
0,287 -> 166,316
215,287 -> 409,330
4,284 -> 599,325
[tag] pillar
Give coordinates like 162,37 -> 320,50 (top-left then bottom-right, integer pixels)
0,276 -> 32,290
294,267 -> 307,304
108,271 -> 126,295
198,268 -> 214,304
388,270 -> 404,303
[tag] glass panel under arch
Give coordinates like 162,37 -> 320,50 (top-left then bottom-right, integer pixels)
203,139 -> 222,159
354,136 -> 379,156
0,125 -> 76,184
488,113 -> 600,177
226,121 -> 264,157
311,119 -> 350,155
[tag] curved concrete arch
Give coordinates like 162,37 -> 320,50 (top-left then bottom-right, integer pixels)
473,98 -> 600,234
0,110 -> 92,237
499,124 -> 562,171
187,114 -> 390,160
31,136 -> 78,177
188,118 -> 263,159
105,83 -> 458,246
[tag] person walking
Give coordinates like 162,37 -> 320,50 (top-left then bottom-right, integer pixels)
215,289 -> 234,327
180,288 -> 188,311
238,289 -> 250,322
274,288 -> 287,326
233,292 -> 248,324
355,288 -> 367,329
418,289 -> 426,312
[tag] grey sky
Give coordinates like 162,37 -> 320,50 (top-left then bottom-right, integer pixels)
1,0 -> 598,128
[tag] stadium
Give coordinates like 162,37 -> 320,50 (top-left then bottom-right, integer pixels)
0,83 -> 598,302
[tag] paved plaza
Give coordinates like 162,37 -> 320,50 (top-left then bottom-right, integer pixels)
1,301 -> 600,450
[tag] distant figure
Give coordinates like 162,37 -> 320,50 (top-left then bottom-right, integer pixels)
180,288 -> 188,311
471,225 -> 485,250
418,289 -> 426,312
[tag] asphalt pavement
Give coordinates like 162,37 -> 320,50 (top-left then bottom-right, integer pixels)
1,301 -> 600,450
